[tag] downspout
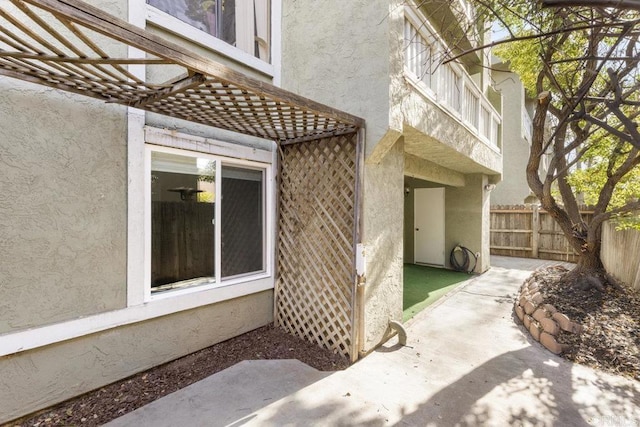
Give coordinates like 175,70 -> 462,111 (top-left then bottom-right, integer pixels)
388,320 -> 407,346
353,128 -> 366,361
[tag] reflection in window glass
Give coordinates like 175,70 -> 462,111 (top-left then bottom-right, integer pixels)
221,165 -> 264,278
151,151 -> 216,292
147,0 -> 271,61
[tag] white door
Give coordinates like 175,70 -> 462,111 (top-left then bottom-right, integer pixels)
414,188 -> 445,265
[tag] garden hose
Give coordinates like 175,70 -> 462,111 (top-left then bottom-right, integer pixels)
450,244 -> 478,274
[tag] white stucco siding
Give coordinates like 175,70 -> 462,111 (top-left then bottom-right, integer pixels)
402,89 -> 502,176
0,78 -> 128,334
281,0 -> 395,157
491,71 -> 530,205
445,174 -> 491,273
362,140 -> 405,352
0,291 -> 273,424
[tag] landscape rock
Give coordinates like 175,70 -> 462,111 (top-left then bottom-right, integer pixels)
553,312 -> 573,332
532,308 -> 548,323
524,301 -> 537,315
531,292 -> 544,305
529,322 -> 542,341
540,332 -> 564,354
540,318 -> 560,335
523,314 -> 533,329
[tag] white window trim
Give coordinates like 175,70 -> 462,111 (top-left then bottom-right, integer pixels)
0,278 -> 273,357
146,4 -> 276,78
0,128 -> 277,358
0,1 -> 280,358
145,143 -> 274,302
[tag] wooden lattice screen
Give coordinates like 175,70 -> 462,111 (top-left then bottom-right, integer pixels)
276,133 -> 358,359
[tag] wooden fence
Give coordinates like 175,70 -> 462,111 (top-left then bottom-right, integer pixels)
152,201 -> 216,287
601,221 -> 640,292
490,205 -> 593,263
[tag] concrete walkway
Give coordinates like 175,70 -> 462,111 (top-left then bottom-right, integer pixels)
108,257 -> 640,426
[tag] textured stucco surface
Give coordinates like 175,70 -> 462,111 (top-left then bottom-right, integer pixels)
445,174 -> 491,273
402,94 -> 502,176
281,0 -> 395,157
404,153 -> 466,187
362,141 -> 405,352
0,78 -> 128,333
491,71 -> 531,205
281,0 -> 407,353
0,291 -> 273,424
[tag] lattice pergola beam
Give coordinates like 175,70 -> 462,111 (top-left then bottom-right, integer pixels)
0,0 -> 364,141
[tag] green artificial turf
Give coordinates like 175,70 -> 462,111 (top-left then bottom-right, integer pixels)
403,264 -> 472,321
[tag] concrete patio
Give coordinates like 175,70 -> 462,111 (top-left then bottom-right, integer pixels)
107,256 -> 640,426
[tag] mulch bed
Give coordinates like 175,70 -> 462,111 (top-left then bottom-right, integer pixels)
8,324 -> 350,427
9,269 -> 640,426
532,266 -> 640,381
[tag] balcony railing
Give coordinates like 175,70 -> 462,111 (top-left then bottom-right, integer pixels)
404,18 -> 501,149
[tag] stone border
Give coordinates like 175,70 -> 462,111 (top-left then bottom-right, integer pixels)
514,274 -> 583,354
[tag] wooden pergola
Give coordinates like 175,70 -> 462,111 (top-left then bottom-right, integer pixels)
0,0 -> 365,359
0,0 -> 363,142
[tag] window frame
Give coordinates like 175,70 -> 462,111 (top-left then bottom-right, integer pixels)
145,1 -> 276,78
144,137 -> 274,303
403,13 -> 438,98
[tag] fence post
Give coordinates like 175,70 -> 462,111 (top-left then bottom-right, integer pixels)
531,205 -> 540,258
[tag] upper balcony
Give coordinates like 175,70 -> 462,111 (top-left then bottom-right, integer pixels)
415,0 -> 483,68
402,13 -> 502,176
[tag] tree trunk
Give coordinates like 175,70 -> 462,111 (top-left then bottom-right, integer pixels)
564,246 -> 608,292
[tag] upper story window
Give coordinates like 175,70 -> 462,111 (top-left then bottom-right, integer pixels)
147,0 -> 271,62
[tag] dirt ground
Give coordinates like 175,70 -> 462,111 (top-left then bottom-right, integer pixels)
8,324 -> 349,427
531,266 -> 640,381
8,268 -> 639,426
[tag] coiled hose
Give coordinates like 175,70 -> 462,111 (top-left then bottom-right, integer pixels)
450,245 -> 478,274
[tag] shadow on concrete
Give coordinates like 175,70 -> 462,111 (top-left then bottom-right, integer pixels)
392,344 -> 639,426
105,359 -> 335,427
254,346 -> 638,426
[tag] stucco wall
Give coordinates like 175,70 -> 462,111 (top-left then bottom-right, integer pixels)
0,291 -> 273,424
491,71 -> 530,205
0,1 -> 278,422
362,140 -> 405,353
0,79 -> 128,333
445,174 -> 491,273
281,0 -> 395,156
402,90 -> 502,176
281,1 -> 408,354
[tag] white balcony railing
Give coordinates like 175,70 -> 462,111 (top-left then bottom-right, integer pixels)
404,18 -> 501,149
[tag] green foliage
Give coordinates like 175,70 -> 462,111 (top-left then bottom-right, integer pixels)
483,0 -> 640,232
198,160 -> 216,183
197,191 -> 215,203
494,39 -> 540,96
